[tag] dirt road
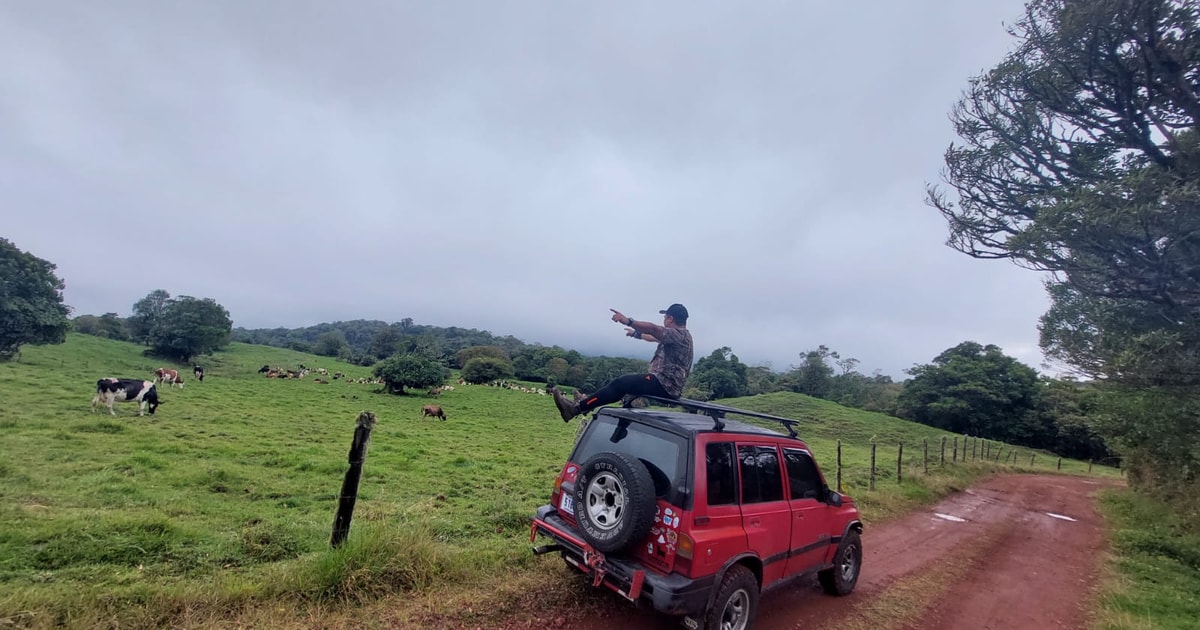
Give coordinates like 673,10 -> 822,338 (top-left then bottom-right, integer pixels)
534,474 -> 1118,630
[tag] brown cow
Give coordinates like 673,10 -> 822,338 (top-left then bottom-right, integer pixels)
421,404 -> 447,421
153,367 -> 184,389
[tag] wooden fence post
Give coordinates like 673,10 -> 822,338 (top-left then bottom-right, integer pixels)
1030,453 -> 1036,466
870,443 -> 877,491
995,446 -> 1003,463
953,437 -> 959,462
331,411 -> 377,548
940,436 -> 946,466
897,442 -> 904,484
1057,457 -> 1062,471
972,438 -> 978,460
1088,460 -> 1093,473
923,439 -> 929,474
837,439 -> 843,493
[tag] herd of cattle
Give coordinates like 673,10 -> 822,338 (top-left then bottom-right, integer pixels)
256,364 -> 385,385
90,365 -> 204,417
89,363 -> 558,420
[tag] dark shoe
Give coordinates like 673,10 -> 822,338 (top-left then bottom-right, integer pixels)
573,388 -> 588,402
550,387 -> 578,422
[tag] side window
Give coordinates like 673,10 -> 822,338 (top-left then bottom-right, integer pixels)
784,448 -> 824,500
705,442 -> 737,506
738,445 -> 784,504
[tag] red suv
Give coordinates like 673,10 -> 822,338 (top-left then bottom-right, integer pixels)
530,397 -> 863,630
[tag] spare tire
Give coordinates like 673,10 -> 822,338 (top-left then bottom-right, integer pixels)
572,452 -> 656,553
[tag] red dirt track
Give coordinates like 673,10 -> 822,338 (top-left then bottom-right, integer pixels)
544,474 -> 1118,630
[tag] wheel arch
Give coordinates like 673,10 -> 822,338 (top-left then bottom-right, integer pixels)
705,553 -> 763,612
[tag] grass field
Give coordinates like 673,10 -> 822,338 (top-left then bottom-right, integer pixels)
1094,491 -> 1200,630
0,334 -> 1120,628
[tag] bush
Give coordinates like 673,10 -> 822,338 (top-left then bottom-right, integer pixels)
460,357 -> 514,384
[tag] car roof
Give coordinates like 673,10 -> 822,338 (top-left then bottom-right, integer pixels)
597,406 -> 804,442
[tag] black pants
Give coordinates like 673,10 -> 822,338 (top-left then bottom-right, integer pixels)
577,373 -> 671,415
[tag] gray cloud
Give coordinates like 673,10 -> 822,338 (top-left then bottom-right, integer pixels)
2,0 -> 1052,378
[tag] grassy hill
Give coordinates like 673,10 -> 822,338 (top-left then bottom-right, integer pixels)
0,334 -> 1118,628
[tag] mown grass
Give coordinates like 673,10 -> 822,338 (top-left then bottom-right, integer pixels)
0,334 -> 1118,628
1095,490 -> 1200,630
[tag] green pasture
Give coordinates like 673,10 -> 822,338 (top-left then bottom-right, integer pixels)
0,334 -> 1118,628
1095,491 -> 1200,630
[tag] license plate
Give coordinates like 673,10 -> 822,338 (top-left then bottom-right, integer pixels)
559,493 -> 574,515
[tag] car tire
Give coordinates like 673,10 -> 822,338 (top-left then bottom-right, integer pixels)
819,530 -> 862,596
704,564 -> 758,630
572,452 -> 656,554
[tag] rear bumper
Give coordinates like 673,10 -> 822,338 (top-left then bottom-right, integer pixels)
531,504 -> 714,617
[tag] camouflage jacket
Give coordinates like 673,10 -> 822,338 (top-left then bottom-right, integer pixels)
648,326 -> 693,397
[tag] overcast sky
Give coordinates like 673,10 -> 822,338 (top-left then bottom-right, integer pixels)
1,1 -> 1057,378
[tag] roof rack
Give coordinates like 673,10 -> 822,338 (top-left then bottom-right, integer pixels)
625,395 -> 802,438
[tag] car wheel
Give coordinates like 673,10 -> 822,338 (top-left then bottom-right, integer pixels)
704,564 -> 758,630
819,530 -> 862,596
572,452 -> 656,554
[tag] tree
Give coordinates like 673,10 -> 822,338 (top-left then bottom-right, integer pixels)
896,342 -> 1047,446
454,345 -> 511,369
0,238 -> 71,360
746,365 -> 781,396
927,0 -> 1200,489
368,326 -> 402,360
373,353 -> 448,395
128,289 -> 171,345
461,356 -> 515,384
149,296 -> 233,362
313,330 -> 349,357
784,346 -> 837,398
928,0 -> 1200,309
74,313 -> 128,340
688,347 -> 749,400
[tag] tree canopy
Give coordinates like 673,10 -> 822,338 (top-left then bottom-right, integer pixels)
128,289 -> 171,346
0,238 -> 71,360
141,293 -> 233,362
896,342 -> 1044,444
687,347 -> 749,400
460,356 -> 515,384
373,353 -> 448,395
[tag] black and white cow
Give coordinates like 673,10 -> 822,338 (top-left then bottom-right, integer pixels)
91,378 -> 161,416
193,365 -> 204,382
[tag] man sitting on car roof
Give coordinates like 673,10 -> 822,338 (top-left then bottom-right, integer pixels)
549,303 -> 694,422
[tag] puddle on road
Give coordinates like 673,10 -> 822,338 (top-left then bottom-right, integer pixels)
1045,513 -> 1077,522
934,513 -> 967,522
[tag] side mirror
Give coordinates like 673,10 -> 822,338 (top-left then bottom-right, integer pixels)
827,489 -> 843,507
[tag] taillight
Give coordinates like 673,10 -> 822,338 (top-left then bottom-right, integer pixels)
676,532 -> 694,560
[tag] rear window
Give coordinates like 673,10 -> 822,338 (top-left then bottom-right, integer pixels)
572,414 -> 689,507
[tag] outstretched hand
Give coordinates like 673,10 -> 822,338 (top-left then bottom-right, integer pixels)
610,309 -> 628,324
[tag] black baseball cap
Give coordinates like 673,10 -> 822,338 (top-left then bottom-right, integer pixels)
659,303 -> 689,321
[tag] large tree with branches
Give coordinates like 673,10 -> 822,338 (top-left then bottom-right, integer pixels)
928,0 -> 1199,491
